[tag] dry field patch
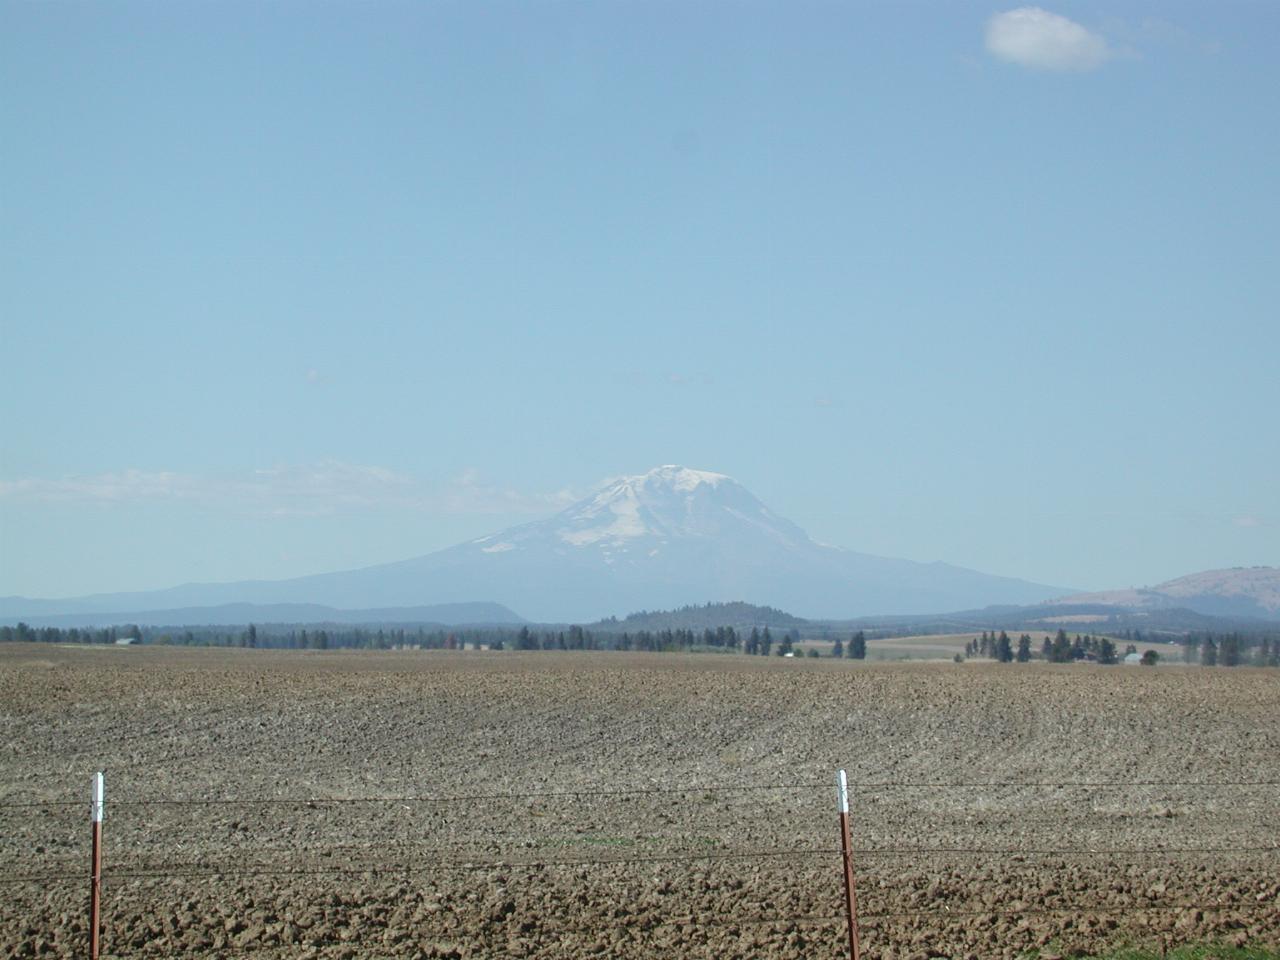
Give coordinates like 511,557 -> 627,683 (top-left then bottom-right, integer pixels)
2,644 -> 1277,959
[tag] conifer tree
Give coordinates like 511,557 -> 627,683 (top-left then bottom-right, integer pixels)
1220,634 -> 1241,667
1201,636 -> 1217,666
1051,629 -> 1071,663
996,631 -> 1014,662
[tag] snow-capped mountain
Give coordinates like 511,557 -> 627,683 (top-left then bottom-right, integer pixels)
1,465 -> 1068,623
473,466 -> 812,562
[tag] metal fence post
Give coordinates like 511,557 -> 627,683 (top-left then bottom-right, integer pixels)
89,772 -> 103,960
837,769 -> 861,960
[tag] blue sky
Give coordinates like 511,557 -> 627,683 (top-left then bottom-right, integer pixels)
2,1 -> 1276,599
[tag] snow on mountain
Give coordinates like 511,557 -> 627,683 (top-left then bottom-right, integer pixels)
1,465 -> 1070,623
475,466 -> 809,561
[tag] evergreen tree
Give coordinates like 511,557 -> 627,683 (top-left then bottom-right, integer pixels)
1200,636 -> 1217,666
1220,634 -> 1241,667
832,638 -> 844,658
1051,629 -> 1072,663
849,631 -> 867,660
1016,635 -> 1031,662
1098,637 -> 1118,665
996,632 -> 1014,663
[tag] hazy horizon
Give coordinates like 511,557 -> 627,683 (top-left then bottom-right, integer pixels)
3,2 -> 1276,599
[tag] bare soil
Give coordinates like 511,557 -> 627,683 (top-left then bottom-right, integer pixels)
2,644 -> 1277,959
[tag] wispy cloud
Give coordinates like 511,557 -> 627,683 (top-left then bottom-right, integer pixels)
442,468 -> 580,516
986,7 -> 1113,72
0,469 -> 202,504
0,463 -> 580,519
1233,515 -> 1265,529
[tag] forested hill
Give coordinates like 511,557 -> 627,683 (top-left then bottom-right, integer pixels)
595,602 -> 807,631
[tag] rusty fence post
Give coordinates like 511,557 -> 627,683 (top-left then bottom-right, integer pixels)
837,769 -> 861,960
89,771 -> 103,960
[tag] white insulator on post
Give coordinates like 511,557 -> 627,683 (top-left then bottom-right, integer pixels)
92,771 -> 104,823
836,768 -> 849,815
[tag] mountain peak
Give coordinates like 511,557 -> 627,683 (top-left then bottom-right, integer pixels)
639,465 -> 731,491
553,465 -> 771,550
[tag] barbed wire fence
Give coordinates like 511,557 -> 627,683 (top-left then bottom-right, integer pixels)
2,776 -> 1278,959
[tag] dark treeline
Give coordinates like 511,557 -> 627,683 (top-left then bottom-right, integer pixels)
0,621 -> 496,651
510,624 -> 742,652
966,627 -> 1279,667
0,621 -> 874,658
968,629 -> 1121,664
599,601 -> 806,631
5,621 -> 1276,666
1180,632 -> 1279,667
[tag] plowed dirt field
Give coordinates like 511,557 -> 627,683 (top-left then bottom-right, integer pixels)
2,644 -> 1277,959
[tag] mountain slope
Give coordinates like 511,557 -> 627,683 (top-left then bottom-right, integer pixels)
2,465 -> 1068,623
5,602 -> 525,630
1048,567 -> 1280,621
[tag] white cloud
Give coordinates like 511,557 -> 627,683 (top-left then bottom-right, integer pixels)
246,462 -> 416,516
0,469 -> 199,504
442,468 -> 580,516
986,7 -> 1113,72
0,462 -> 414,516
0,462 -> 579,519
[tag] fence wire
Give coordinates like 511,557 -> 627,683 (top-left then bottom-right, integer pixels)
4,777 -> 1279,810
4,776 -> 1279,958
